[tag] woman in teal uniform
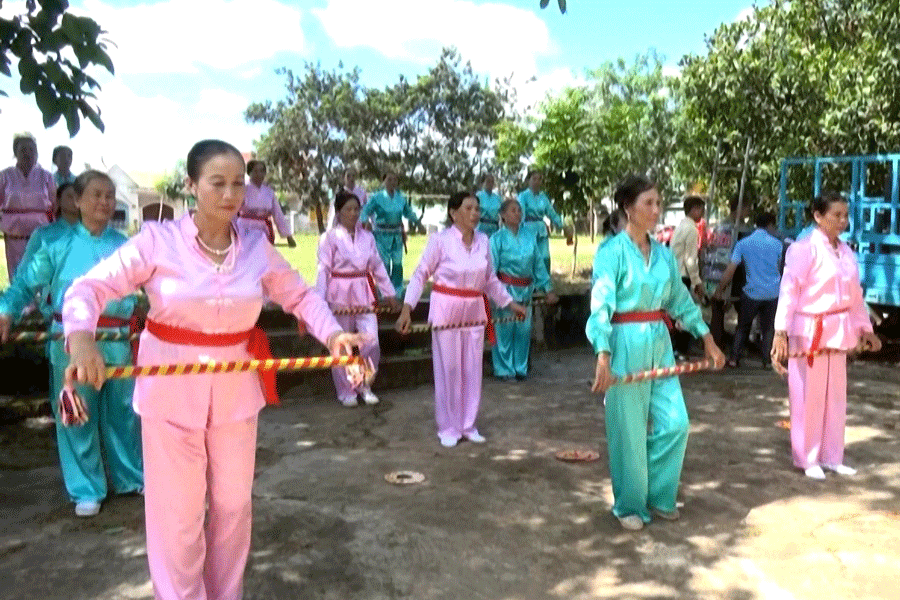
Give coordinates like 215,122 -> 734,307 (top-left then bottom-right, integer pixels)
476,173 -> 502,237
0,171 -> 143,518
587,174 -> 724,531
516,170 -> 569,272
359,169 -> 421,296
490,198 -> 557,380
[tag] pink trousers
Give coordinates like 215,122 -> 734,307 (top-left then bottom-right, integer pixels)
4,236 -> 27,278
331,313 -> 380,400
787,339 -> 847,469
142,415 -> 258,600
432,326 -> 484,439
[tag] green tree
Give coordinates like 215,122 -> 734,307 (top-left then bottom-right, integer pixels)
1,0 -> 114,135
677,0 -> 900,204
245,62 -> 367,232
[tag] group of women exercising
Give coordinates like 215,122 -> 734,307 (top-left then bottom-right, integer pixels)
0,134 -> 880,597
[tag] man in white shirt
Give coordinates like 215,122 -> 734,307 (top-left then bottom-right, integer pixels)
669,195 -> 705,357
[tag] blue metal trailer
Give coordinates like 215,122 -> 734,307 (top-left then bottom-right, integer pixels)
779,154 -> 900,332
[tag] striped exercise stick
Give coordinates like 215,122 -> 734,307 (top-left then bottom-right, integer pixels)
103,355 -> 367,379
613,359 -> 716,385
7,330 -> 138,343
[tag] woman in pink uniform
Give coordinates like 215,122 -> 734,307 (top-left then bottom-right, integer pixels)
63,140 -> 366,600
0,134 -> 56,276
327,166 -> 368,230
237,160 -> 296,247
772,191 -> 881,480
397,191 -> 526,447
317,189 -> 399,406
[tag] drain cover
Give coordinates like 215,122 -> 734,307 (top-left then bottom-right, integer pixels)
385,470 -> 425,485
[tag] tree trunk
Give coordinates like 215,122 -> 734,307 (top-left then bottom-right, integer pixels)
314,199 -> 325,234
571,233 -> 578,278
589,196 -> 595,243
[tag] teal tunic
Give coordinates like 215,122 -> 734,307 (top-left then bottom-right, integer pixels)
490,226 -> 552,379
359,189 -> 421,295
0,222 -> 143,503
13,218 -> 75,320
586,232 -> 708,522
517,188 -> 564,271
590,233 -> 617,289
476,189 -> 502,237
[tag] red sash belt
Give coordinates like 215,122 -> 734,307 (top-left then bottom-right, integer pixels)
331,270 -> 378,307
55,312 -> 142,363
799,307 -> 850,367
239,212 -> 274,244
432,283 -> 495,345
498,272 -> 532,287
611,309 -> 674,331
145,319 -> 279,405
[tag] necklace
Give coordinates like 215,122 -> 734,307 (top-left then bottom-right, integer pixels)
196,230 -> 233,256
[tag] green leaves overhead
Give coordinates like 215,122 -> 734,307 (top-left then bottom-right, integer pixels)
1,0 -> 114,135
246,48 -> 507,230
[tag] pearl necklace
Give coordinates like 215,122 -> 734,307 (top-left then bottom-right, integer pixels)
196,230 -> 233,256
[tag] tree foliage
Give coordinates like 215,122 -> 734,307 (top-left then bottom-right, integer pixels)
247,48 -> 506,230
677,0 -> 900,203
1,0 -> 114,135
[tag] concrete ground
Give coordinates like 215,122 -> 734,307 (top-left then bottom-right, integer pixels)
1,348 -> 899,600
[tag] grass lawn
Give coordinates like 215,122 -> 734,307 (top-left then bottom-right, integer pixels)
0,233 -> 600,290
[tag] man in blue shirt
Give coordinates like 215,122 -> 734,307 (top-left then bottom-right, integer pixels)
712,211 -> 783,367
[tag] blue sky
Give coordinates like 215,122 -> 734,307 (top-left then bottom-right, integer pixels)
0,0 -> 758,185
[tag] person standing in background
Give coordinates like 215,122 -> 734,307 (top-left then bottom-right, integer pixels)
703,194 -> 753,349
52,145 -> 76,187
360,169 -> 422,297
237,160 -> 296,248
517,170 -> 571,273
670,196 -> 705,358
317,189 -> 399,407
713,212 -> 783,368
328,166 -> 368,230
490,198 -> 557,381
476,173 -> 502,238
0,134 -> 56,276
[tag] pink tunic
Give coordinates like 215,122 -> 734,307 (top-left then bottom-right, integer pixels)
237,181 -> 291,238
63,215 -> 342,429
774,227 -> 872,349
315,222 -> 395,305
316,222 -> 394,401
0,164 -> 56,274
404,226 -> 513,440
774,227 -> 873,470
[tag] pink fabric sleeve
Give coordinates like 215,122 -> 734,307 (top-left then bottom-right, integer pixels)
262,242 -> 342,346
315,232 -> 333,298
403,233 -> 441,308
773,241 -> 810,332
482,236 -> 513,308
268,188 -> 291,237
46,171 -> 57,216
367,232 -> 396,298
62,225 -> 158,337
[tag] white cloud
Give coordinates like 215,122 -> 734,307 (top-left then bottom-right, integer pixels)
78,0 -> 306,74
313,0 -> 554,78
512,68 -> 585,114
735,6 -> 756,22
0,81 -> 264,178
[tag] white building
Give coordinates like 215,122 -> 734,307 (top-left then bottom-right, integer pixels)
106,164 -> 190,233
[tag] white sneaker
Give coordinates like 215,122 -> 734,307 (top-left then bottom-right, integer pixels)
75,501 -> 101,517
360,389 -> 379,405
339,396 -> 358,407
439,434 -> 459,448
824,464 -> 857,476
465,431 -> 486,443
618,515 -> 644,531
804,466 -> 826,480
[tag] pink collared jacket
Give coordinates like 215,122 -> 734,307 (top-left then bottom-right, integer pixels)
63,215 -> 342,429
0,164 -> 56,235
774,227 -> 872,349
239,182 -> 291,238
315,222 -> 395,306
